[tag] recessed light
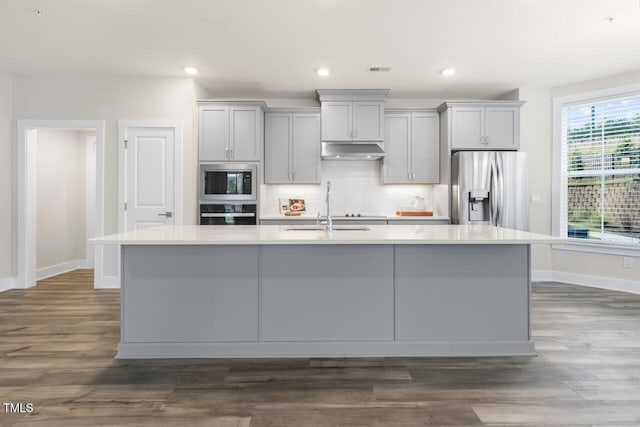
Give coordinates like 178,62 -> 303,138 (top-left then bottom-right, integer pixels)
32,8 -> 44,16
604,16 -> 615,23
316,68 -> 330,77
184,66 -> 198,75
440,68 -> 456,77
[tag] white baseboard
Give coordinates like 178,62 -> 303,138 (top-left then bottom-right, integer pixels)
95,275 -> 120,289
552,271 -> 640,295
531,270 -> 553,282
0,277 -> 17,293
36,259 -> 86,281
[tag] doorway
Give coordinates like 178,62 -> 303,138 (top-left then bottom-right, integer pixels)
17,120 -> 105,289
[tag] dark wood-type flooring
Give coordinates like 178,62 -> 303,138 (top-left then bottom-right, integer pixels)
1,270 -> 640,426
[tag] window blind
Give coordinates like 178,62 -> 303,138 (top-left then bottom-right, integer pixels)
561,92 -> 640,247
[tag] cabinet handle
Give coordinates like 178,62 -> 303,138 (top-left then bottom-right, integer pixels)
289,172 -> 293,182
292,171 -> 295,181
412,172 -> 416,180
408,171 -> 411,181
229,148 -> 234,159
485,136 -> 490,145
225,147 -> 229,159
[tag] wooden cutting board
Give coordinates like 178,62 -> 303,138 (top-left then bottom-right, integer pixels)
396,211 -> 433,216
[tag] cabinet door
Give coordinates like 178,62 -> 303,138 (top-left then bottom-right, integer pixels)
264,113 -> 292,184
411,112 -> 439,183
292,113 -> 321,184
486,107 -> 519,149
321,102 -> 352,141
230,106 -> 261,161
383,114 -> 411,184
451,106 -> 484,150
199,105 -> 229,161
353,102 -> 384,141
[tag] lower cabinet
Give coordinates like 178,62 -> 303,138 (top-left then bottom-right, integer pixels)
387,219 -> 449,225
261,218 -> 449,225
265,112 -> 321,184
260,219 -> 317,225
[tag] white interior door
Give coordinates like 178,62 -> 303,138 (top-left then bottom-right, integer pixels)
123,126 -> 176,231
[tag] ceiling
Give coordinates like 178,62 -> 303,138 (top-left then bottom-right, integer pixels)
1,0 -> 639,99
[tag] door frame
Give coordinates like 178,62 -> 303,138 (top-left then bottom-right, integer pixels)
117,120 -> 184,233
17,120 -> 106,289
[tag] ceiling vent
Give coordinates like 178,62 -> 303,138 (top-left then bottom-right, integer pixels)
369,67 -> 392,72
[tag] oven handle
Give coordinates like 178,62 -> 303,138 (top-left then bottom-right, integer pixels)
201,212 -> 256,218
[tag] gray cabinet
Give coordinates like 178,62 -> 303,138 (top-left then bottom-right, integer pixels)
261,218 -> 449,225
259,219 -> 317,225
321,101 -> 384,142
316,89 -> 389,142
383,110 -> 439,184
439,101 -> 523,150
265,112 -> 321,184
198,102 -> 263,161
387,219 -> 449,225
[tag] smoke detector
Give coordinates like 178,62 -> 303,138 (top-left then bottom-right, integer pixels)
369,67 -> 392,72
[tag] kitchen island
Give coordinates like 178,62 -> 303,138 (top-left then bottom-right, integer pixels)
92,224 -> 559,359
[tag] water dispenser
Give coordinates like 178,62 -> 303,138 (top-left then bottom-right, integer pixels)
468,189 -> 490,222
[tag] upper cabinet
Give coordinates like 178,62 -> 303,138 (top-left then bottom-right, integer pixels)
383,110 -> 439,184
317,89 -> 388,142
265,111 -> 321,184
438,101 -> 525,150
198,102 -> 264,161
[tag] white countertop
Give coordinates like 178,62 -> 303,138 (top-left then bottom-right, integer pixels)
91,224 -> 562,245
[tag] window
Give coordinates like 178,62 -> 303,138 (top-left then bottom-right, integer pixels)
560,92 -> 640,249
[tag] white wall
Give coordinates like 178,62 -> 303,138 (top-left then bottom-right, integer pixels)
0,71 -> 12,282
548,71 -> 640,282
9,75 -> 202,280
36,129 -> 87,270
517,87 -> 553,272
260,161 -> 435,217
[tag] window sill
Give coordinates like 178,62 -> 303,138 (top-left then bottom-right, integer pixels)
553,240 -> 640,258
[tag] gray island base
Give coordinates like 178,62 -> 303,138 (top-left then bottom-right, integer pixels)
118,242 -> 533,358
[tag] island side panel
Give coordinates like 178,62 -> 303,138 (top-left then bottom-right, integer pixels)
395,244 -> 530,342
260,245 -> 395,341
121,245 -> 260,343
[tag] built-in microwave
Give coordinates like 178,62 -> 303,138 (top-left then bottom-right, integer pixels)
200,163 -> 257,202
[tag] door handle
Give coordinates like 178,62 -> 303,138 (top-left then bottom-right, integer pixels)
158,212 -> 173,218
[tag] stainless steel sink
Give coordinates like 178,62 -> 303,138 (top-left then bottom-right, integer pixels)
285,225 -> 370,231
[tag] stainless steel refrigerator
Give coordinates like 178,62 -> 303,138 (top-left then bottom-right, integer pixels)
451,151 -> 530,231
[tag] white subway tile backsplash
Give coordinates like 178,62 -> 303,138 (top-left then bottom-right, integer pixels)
260,161 -> 435,216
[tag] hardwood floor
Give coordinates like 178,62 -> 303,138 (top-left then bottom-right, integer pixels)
1,270 -> 640,426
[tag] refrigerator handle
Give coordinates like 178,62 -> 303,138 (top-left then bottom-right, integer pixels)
496,155 -> 504,227
490,158 -> 498,226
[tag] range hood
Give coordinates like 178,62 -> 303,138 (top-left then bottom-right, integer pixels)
321,142 -> 386,160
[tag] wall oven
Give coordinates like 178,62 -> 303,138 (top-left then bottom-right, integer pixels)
200,203 -> 257,225
200,163 -> 257,202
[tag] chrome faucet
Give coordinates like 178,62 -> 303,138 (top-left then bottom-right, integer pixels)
325,180 -> 333,233
316,180 -> 333,233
